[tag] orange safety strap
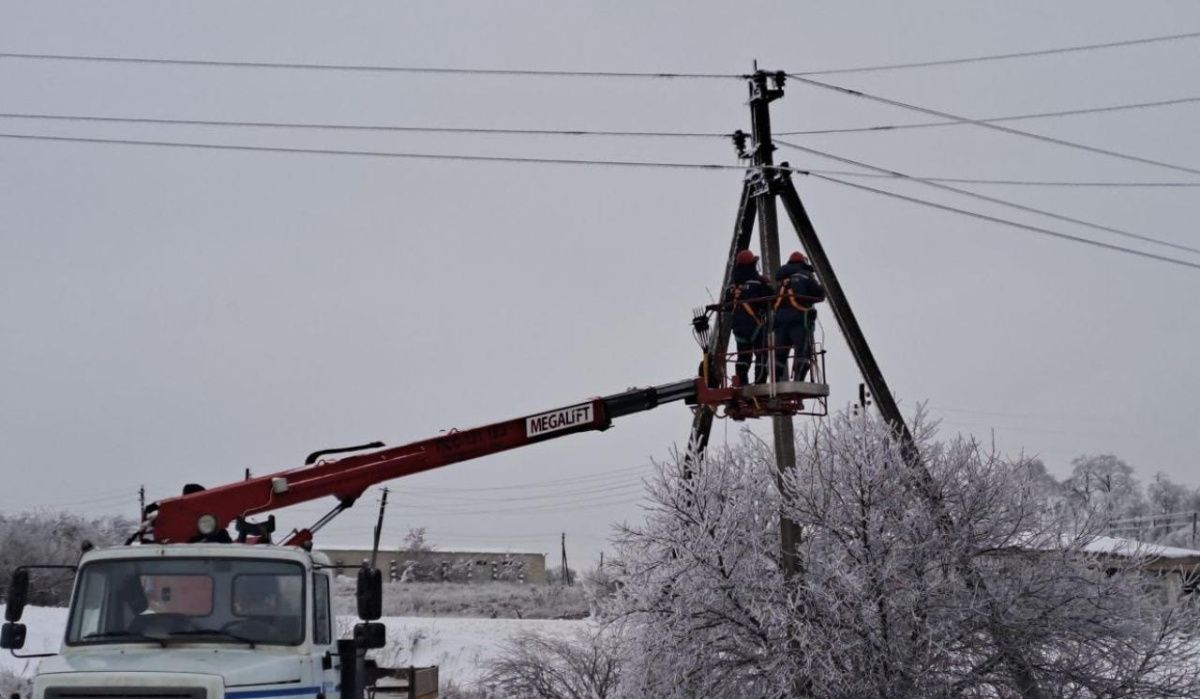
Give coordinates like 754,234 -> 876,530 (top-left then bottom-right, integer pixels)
732,284 -> 764,325
773,278 -> 812,313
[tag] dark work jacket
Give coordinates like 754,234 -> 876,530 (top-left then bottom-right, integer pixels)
773,262 -> 826,326
723,264 -> 774,334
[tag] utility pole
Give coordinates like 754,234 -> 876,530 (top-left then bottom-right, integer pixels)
560,532 -> 571,586
138,485 -> 145,519
370,487 -> 389,570
682,68 -> 1043,698
747,69 -> 804,578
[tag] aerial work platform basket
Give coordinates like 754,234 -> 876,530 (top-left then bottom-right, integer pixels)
694,342 -> 829,420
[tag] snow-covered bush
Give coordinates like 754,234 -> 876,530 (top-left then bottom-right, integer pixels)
480,629 -> 620,699
608,411 -> 1200,698
0,512 -> 134,606
0,668 -> 31,699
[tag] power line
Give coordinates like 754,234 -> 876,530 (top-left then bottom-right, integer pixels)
377,495 -> 644,517
389,486 -> 645,510
400,465 -> 652,493
0,51 -> 745,79
9,130 -> 1200,270
5,29 -> 1198,80
789,75 -> 1200,178
4,128 -> 1196,189
0,131 -> 746,170
810,175 -> 1200,188
809,173 -> 1200,272
793,30 -> 1200,76
777,96 -> 1200,137
775,138 -> 1200,256
393,481 -> 646,504
0,111 -> 729,139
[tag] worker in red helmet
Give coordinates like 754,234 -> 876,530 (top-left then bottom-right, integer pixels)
772,250 -> 826,382
722,249 -> 774,385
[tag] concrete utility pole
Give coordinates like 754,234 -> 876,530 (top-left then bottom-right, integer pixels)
560,532 -> 572,586
370,487 -> 389,570
747,70 -> 804,578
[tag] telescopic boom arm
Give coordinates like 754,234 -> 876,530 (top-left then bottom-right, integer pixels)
144,378 -> 698,544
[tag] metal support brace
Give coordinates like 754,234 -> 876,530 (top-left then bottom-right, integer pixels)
774,170 -> 918,463
687,177 -> 757,461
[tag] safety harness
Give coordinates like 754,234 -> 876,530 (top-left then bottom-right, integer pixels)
730,282 -> 765,326
773,276 -> 813,313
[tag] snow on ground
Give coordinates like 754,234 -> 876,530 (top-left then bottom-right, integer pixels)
1,606 -> 588,688
359,615 -> 589,685
0,606 -> 67,680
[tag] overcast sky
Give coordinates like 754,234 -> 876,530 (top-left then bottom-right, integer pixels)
2,1 -> 1199,565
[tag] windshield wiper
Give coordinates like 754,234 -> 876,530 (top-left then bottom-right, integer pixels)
81,631 -> 167,648
167,629 -> 257,648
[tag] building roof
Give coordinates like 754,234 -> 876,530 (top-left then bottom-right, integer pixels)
1006,534 -> 1200,562
1078,535 -> 1200,560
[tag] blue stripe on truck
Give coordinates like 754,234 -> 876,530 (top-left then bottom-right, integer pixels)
226,686 -> 322,699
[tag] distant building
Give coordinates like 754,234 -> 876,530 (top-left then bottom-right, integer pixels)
318,545 -> 547,584
998,535 -> 1200,603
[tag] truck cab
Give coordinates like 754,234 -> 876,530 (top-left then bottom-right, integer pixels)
2,545 -> 436,699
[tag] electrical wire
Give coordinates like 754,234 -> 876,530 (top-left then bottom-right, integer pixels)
388,486 -> 646,510
793,30 -> 1200,76
5,30 -> 1198,79
391,481 -> 647,505
775,138 -> 1200,256
789,75 -> 1200,178
5,128 -> 1198,189
0,488 -> 135,508
0,131 -> 749,169
387,487 -> 649,512
0,111 -> 729,138
377,495 -> 644,517
776,96 -> 1200,137
0,51 -> 744,79
401,470 -> 650,494
808,173 -> 1200,272
7,130 -> 1199,270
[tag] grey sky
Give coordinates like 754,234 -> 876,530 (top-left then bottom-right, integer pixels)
2,1 -> 1199,565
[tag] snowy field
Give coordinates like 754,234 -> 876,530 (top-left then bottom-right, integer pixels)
0,606 -> 589,688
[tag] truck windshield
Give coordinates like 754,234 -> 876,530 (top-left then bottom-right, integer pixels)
66,558 -> 305,646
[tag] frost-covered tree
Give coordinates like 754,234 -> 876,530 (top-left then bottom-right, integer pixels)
0,512 -> 134,605
395,526 -> 440,582
1147,472 -> 1190,515
607,412 -> 1200,698
402,526 -> 434,554
1066,453 -> 1148,517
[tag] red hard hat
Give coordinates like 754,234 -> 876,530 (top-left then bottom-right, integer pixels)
788,251 -> 808,264
736,250 -> 759,265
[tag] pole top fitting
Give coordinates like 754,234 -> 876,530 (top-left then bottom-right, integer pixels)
748,70 -> 786,103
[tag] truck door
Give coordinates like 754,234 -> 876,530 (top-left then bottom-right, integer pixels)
312,571 -> 340,699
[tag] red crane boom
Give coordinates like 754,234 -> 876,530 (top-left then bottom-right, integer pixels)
142,379 -> 699,545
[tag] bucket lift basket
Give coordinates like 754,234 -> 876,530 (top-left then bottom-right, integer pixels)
694,342 -> 829,420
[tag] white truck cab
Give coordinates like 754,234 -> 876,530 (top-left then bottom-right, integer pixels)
3,545 -> 436,699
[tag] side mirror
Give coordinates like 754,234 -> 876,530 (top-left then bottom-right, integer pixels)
0,622 -> 26,650
353,622 -> 386,650
356,567 -> 382,621
5,569 -> 29,622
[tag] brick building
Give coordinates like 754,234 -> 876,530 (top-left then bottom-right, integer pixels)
318,545 -> 547,584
